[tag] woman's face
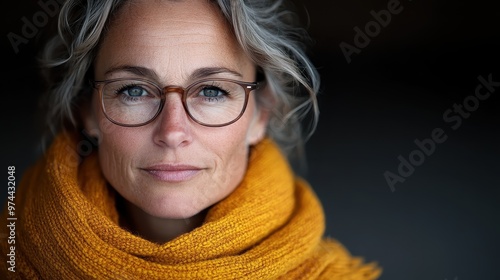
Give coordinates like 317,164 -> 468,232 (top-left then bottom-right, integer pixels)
84,0 -> 268,219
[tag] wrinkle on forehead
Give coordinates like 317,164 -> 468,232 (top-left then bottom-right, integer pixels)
95,0 -> 254,83
118,0 -> 226,29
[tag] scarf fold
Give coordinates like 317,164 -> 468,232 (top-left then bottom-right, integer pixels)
1,132 -> 381,279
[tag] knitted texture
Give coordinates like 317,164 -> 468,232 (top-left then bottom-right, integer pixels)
1,133 -> 382,279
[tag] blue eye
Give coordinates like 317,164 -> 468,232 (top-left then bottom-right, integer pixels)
120,85 -> 147,97
200,86 -> 225,97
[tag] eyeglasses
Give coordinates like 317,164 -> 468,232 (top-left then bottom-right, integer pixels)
93,78 -> 259,127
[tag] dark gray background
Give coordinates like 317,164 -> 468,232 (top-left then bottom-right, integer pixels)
2,0 -> 499,279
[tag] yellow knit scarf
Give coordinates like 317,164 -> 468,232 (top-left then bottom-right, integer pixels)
1,133 -> 381,279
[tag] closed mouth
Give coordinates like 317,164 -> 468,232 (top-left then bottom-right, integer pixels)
141,165 -> 203,182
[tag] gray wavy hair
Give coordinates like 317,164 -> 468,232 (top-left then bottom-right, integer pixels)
39,0 -> 320,159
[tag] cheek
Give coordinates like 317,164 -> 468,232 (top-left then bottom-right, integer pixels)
205,104 -> 259,196
89,95 -> 140,183
203,136 -> 249,206
97,125 -> 145,195
215,139 -> 248,179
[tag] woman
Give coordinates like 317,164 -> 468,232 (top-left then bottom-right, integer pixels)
2,0 -> 381,279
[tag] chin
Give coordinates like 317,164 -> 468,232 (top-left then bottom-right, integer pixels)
139,196 -> 209,220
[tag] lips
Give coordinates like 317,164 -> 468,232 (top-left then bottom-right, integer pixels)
141,164 -> 202,182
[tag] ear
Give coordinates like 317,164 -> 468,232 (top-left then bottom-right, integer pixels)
247,84 -> 273,145
81,95 -> 101,140
247,107 -> 270,145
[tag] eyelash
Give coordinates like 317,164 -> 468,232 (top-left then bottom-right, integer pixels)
201,86 -> 230,94
115,84 -> 151,102
116,83 -> 140,93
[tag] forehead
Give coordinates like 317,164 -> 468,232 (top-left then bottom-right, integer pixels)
111,0 -> 231,41
94,0 -> 254,81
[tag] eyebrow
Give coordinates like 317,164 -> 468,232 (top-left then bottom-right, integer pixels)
191,67 -> 243,80
103,65 -> 243,81
104,65 -> 159,80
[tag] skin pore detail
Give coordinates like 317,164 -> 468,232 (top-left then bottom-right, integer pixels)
83,0 -> 269,243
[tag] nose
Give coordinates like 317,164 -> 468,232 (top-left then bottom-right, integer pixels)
153,91 -> 193,148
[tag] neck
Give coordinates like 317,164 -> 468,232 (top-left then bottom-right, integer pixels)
119,198 -> 207,244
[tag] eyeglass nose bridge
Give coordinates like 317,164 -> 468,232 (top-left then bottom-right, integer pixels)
160,85 -> 186,97
155,86 -> 191,122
